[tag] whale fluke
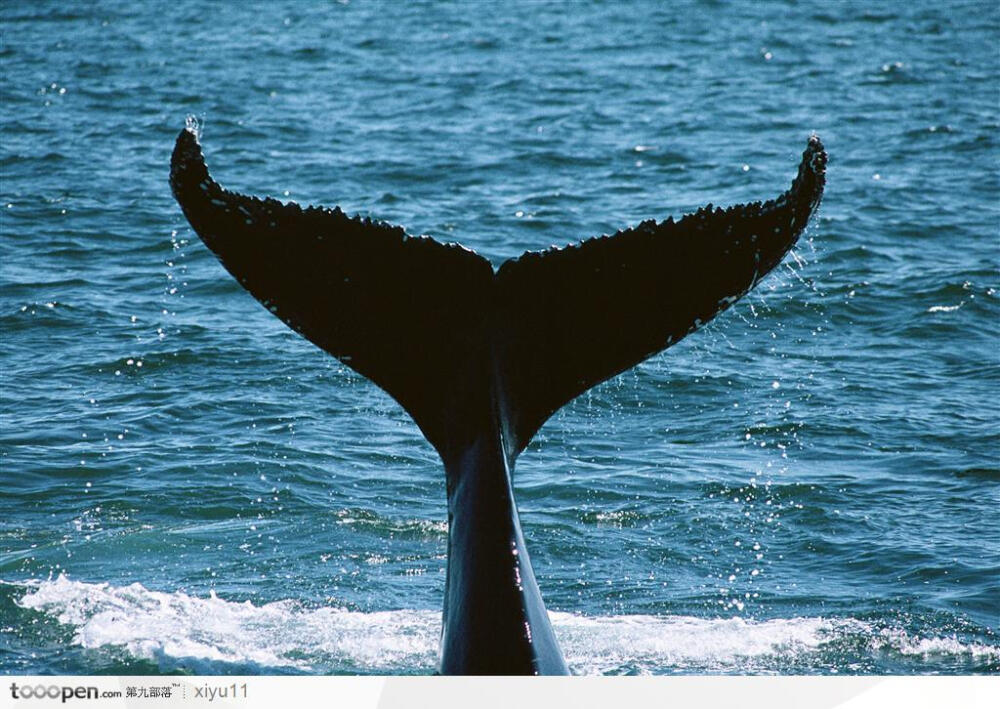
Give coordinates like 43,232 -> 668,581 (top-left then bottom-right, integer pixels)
170,126 -> 825,674
495,137 -> 825,454
170,127 -> 495,462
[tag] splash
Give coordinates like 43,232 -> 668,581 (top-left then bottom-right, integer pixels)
10,576 -> 998,674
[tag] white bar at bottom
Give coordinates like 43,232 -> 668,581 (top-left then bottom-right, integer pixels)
2,676 -> 997,709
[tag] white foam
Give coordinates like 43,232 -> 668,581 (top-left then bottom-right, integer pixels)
874,628 -> 1000,660
10,576 -> 999,673
550,612 -> 860,674
927,302 -> 964,313
13,576 -> 438,672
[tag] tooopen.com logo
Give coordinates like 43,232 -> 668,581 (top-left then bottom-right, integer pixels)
9,683 -> 121,703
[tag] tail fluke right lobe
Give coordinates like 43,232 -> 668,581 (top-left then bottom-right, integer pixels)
494,137 -> 827,455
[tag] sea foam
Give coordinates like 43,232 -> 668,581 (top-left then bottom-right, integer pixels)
12,576 -> 998,674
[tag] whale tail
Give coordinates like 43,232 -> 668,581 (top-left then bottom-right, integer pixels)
171,127 -> 825,675
170,127 -> 825,465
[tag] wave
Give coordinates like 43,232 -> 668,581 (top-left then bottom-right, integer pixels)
8,576 -> 998,675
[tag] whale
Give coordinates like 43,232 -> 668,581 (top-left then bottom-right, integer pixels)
169,124 -> 826,675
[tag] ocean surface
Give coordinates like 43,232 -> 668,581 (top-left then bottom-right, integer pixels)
1,1 -> 998,676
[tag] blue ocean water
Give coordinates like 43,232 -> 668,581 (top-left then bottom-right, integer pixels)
1,0 -> 998,675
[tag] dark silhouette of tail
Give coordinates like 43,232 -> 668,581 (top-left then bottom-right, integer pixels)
493,140 -> 825,456
169,124 -> 825,675
170,126 -> 825,463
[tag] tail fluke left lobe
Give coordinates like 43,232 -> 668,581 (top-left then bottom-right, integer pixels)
169,128 -> 496,461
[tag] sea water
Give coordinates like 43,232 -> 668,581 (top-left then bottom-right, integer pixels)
1,1 -> 997,675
